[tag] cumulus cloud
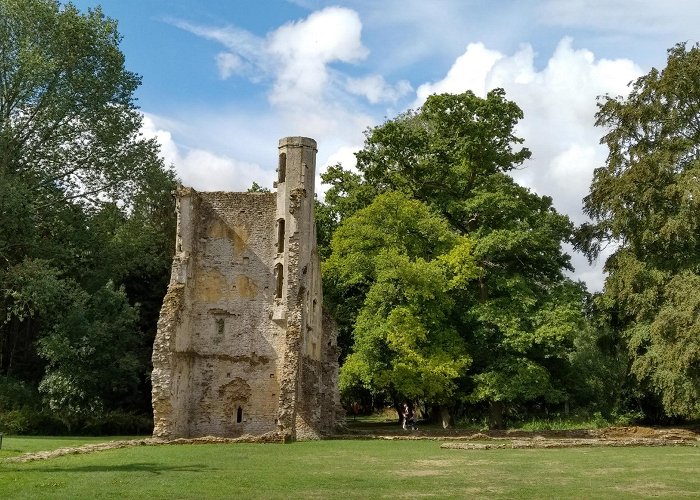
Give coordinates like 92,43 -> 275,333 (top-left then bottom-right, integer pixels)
171,7 -> 374,110
414,37 -> 641,220
266,7 -> 368,106
168,7 -> 381,156
142,115 -> 275,192
346,75 -> 412,104
415,43 -> 504,105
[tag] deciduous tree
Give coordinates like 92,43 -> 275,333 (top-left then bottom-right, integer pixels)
0,0 -> 177,424
324,90 -> 586,427
579,43 -> 700,419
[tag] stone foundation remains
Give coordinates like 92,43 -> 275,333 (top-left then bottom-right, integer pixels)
152,137 -> 342,440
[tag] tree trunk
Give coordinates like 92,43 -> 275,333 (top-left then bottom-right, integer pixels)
489,401 -> 504,430
440,406 -> 454,429
392,400 -> 403,425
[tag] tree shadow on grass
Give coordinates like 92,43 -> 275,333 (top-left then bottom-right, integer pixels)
6,463 -> 216,475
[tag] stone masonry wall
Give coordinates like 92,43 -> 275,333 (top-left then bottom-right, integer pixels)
152,137 -> 341,440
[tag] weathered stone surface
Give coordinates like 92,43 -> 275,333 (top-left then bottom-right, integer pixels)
152,136 -> 342,440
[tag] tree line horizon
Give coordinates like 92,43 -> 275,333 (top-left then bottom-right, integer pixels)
0,0 -> 697,434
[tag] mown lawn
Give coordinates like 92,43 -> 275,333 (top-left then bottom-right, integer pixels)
0,436 -> 698,498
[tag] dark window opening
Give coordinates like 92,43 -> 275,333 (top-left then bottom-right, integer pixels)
274,263 -> 284,299
236,406 -> 243,423
216,318 -> 225,335
278,153 -> 286,183
276,218 -> 285,253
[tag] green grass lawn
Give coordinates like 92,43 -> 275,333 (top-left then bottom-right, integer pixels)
0,437 -> 698,499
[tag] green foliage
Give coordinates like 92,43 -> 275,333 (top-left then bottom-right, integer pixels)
247,181 -> 270,193
331,192 -> 470,404
0,0 -> 154,203
470,358 -> 563,404
580,42 -> 700,419
324,91 -> 588,426
37,281 -> 140,417
0,0 -> 177,427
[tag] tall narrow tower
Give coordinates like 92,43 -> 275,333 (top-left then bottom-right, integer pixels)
151,137 -> 341,441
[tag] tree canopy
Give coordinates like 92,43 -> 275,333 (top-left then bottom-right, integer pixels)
0,0 -> 176,430
579,43 -> 700,419
322,90 -> 588,427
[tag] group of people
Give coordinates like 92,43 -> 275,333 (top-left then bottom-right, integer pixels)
402,403 -> 417,431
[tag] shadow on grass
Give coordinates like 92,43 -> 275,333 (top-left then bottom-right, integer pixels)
6,462 -> 216,475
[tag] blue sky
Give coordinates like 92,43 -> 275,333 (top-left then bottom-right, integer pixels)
71,1 -> 700,290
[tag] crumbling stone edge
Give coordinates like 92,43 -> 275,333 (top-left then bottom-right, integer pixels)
4,433 -> 288,463
441,439 -> 699,450
6,433 -> 698,463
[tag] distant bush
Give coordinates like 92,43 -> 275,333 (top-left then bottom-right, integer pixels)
82,411 -> 153,435
0,409 -> 29,434
0,376 -> 40,411
0,408 -> 152,436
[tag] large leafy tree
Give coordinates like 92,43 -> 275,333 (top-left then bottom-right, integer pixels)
323,90 -> 586,427
579,43 -> 700,419
0,0 -> 156,202
327,192 -> 473,418
0,0 -> 176,424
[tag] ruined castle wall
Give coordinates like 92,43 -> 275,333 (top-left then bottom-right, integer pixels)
186,191 -> 284,437
153,189 -> 286,438
153,136 -> 341,440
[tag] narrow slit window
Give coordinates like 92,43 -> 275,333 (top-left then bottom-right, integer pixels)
216,318 -> 225,336
274,263 -> 284,299
278,153 -> 286,183
276,218 -> 285,253
236,406 -> 243,423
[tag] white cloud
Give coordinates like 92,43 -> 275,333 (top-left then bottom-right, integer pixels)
141,115 -> 275,192
322,144 -> 359,172
168,7 -> 379,162
171,7 -> 370,110
346,75 -> 412,104
414,43 -> 503,105
267,7 -> 368,106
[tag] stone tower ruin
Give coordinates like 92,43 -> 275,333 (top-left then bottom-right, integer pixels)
151,137 -> 342,441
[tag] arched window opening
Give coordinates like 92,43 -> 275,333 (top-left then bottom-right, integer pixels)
278,153 -> 286,183
274,263 -> 284,299
276,218 -> 285,253
236,406 -> 243,423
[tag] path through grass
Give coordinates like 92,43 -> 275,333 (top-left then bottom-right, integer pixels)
1,437 -> 698,498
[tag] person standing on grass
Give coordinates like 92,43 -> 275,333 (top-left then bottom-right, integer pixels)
402,403 -> 416,430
